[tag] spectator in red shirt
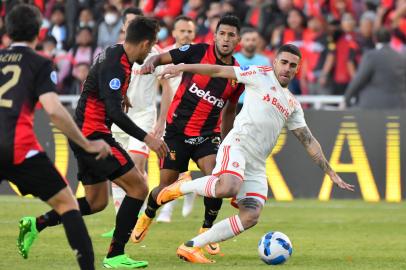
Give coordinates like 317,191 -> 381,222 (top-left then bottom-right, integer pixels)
142,0 -> 183,26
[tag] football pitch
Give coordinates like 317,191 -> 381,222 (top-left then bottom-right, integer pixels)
0,196 -> 405,270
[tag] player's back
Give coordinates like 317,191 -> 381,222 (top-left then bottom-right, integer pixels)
0,45 -> 56,165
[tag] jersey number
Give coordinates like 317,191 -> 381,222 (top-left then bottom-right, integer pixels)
0,65 -> 21,108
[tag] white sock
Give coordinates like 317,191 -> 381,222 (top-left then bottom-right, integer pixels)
180,175 -> 218,198
111,183 -> 126,214
160,199 -> 177,215
190,215 -> 244,247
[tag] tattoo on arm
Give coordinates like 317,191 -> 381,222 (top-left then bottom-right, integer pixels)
293,127 -> 333,174
240,198 -> 261,210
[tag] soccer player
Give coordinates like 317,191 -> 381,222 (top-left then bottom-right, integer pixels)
156,15 -> 198,223
131,15 -> 245,257
157,44 -> 355,263
101,7 -> 173,238
0,4 -> 111,269
19,17 -> 169,269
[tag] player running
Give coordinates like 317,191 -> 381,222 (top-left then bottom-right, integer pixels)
0,4 -> 111,269
157,44 -> 355,263
19,17 -> 168,269
131,15 -> 245,257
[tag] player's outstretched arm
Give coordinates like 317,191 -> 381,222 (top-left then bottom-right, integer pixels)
292,126 -> 355,192
160,64 -> 237,80
154,79 -> 172,138
141,52 -> 173,74
39,92 -> 112,159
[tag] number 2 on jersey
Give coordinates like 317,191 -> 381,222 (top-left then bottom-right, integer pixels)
0,65 -> 21,108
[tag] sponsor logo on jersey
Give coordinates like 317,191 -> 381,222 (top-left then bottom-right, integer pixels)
184,136 -> 208,145
179,44 -> 190,51
211,136 -> 221,145
50,71 -> 58,84
263,94 -> 271,102
239,65 -> 249,71
188,83 -> 225,108
109,78 -> 121,90
271,97 -> 290,118
240,70 -> 256,77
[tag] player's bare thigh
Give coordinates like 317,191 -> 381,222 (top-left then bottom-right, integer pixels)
196,154 -> 216,175
46,186 -> 79,215
113,166 -> 148,200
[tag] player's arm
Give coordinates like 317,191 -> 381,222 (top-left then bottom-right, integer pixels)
39,92 -> 111,159
221,101 -> 237,139
141,52 -> 173,74
161,64 -> 237,80
291,126 -> 355,192
154,78 -> 172,138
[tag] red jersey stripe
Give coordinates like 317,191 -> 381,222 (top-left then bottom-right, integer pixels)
111,146 -> 128,166
81,95 -> 110,137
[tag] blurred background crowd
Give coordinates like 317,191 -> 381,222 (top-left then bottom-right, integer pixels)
0,0 -> 405,105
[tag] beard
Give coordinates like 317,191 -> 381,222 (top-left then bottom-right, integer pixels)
215,43 -> 233,58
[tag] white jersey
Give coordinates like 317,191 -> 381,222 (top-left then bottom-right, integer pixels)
228,65 -> 307,161
112,45 -> 164,133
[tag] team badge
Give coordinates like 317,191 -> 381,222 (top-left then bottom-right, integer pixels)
211,136 -> 221,145
232,162 -> 239,168
179,44 -> 190,51
109,78 -> 121,90
50,71 -> 58,85
169,150 -> 176,160
230,79 -> 237,87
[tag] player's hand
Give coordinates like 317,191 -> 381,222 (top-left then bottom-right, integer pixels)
152,119 -> 166,139
144,134 -> 169,159
140,58 -> 156,74
329,172 -> 355,192
159,65 -> 182,79
85,139 -> 112,160
122,95 -> 132,113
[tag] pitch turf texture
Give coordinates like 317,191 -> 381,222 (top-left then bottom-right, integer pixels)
0,196 -> 405,270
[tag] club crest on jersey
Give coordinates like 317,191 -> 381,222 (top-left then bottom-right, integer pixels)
109,78 -> 121,90
50,71 -> 58,85
179,44 -> 190,51
239,65 -> 249,71
232,162 -> 240,168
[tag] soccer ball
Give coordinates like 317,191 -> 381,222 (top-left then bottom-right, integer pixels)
257,231 -> 293,265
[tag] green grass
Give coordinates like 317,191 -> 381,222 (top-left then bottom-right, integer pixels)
0,196 -> 405,270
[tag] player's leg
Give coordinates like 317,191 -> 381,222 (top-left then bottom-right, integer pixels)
177,197 -> 263,264
10,154 -> 95,269
180,171 -> 196,217
103,165 -> 149,268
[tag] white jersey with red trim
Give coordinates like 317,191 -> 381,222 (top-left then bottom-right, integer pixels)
112,45 -> 164,133
228,65 -> 307,161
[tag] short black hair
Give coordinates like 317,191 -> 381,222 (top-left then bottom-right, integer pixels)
125,16 -> 159,44
375,28 -> 391,44
6,4 -> 42,42
215,14 -> 241,33
277,44 -> 302,59
122,7 -> 143,23
174,15 -> 195,27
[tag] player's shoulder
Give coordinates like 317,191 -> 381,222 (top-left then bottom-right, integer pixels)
99,44 -> 124,63
180,43 -> 208,52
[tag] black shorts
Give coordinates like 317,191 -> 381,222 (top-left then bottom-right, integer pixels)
0,153 -> 67,201
69,133 -> 134,185
161,134 -> 221,173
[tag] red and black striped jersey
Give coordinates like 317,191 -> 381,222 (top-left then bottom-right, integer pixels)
167,43 -> 245,137
75,44 -> 131,137
0,45 -> 57,165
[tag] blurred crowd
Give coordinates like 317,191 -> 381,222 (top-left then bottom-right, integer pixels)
0,0 -> 405,97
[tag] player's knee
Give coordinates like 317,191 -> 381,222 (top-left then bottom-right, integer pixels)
90,199 -> 109,213
239,211 -> 260,229
215,176 -> 240,198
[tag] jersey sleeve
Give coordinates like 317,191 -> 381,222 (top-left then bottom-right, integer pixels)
286,102 -> 307,130
35,59 -> 58,97
232,65 -> 263,88
98,56 -> 126,103
169,43 -> 207,64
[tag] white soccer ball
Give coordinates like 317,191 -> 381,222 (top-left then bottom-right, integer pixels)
257,231 -> 293,265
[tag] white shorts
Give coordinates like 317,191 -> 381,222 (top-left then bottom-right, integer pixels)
112,114 -> 155,157
212,141 -> 268,205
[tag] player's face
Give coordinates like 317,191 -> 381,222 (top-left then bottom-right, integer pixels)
273,52 -> 300,87
135,39 -> 155,64
241,32 -> 258,54
214,24 -> 240,57
172,20 -> 196,46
